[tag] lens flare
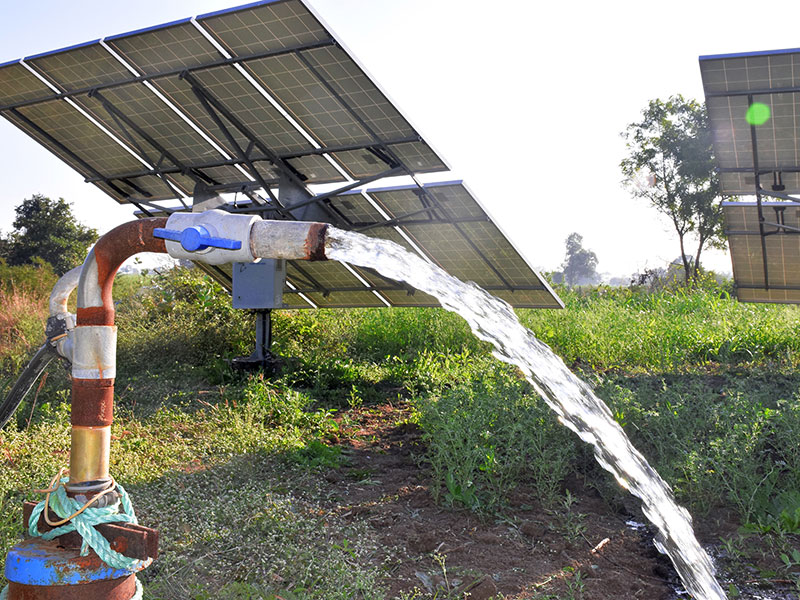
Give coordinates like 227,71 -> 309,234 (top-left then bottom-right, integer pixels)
745,102 -> 771,126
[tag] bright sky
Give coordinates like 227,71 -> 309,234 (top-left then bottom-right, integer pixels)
2,0 -> 799,279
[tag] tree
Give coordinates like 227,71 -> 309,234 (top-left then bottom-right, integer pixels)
561,232 -> 600,286
0,195 -> 98,275
620,95 -> 725,285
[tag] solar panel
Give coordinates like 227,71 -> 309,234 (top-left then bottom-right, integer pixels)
723,201 -> 800,303
701,48 -> 800,304
0,0 -> 561,310
700,49 -> 800,195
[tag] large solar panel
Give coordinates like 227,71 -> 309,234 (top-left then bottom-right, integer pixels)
0,0 -> 561,309
701,48 -> 800,304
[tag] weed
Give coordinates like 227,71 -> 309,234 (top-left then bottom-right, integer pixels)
7,265 -> 800,597
414,358 -> 575,513
563,566 -> 586,600
292,439 -> 343,469
552,491 -> 587,543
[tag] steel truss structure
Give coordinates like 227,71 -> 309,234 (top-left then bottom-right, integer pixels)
0,0 -> 562,309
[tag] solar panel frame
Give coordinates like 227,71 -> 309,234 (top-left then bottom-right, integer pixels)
0,0 -> 562,310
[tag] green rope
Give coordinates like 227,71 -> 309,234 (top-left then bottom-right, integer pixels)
0,477 -> 146,598
28,478 -> 144,572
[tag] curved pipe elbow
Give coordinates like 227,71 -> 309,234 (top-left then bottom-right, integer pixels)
48,266 -> 82,318
76,218 -> 167,326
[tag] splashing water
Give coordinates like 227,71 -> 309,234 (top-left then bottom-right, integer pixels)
325,227 -> 726,600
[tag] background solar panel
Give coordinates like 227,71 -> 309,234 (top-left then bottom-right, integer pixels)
702,49 -> 800,304
723,201 -> 800,303
701,50 -> 800,195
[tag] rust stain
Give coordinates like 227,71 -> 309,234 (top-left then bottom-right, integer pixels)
75,307 -> 113,327
70,218 -> 167,466
304,223 -> 328,261
79,218 -> 167,329
22,502 -> 158,561
8,574 -> 136,599
71,379 -> 113,427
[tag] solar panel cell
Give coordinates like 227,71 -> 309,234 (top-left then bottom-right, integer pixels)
199,0 -> 328,56
188,65 -> 313,154
27,45 -> 131,91
0,63 -> 56,106
302,45 -> 416,140
108,23 -> 222,75
285,154 -> 344,183
15,99 -> 145,176
244,53 -> 373,146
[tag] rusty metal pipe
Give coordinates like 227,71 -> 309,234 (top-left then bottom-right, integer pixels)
249,220 -> 328,261
68,218 -> 167,491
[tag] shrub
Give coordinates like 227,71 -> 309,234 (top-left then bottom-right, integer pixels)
115,267 -> 252,373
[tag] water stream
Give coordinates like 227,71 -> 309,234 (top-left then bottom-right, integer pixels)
324,227 -> 727,600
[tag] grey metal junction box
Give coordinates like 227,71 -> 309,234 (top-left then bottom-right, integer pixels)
232,260 -> 286,309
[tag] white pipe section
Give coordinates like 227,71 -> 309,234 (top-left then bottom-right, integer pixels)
71,326 -> 117,380
76,250 -> 104,310
160,211 -> 330,264
48,266 -> 82,317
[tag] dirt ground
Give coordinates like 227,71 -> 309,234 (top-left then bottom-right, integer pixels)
318,402 -> 798,600
319,403 -> 681,599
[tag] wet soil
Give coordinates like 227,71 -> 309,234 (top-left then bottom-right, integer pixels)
322,402 -> 798,600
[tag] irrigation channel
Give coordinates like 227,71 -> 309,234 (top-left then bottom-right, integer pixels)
324,227 -> 728,600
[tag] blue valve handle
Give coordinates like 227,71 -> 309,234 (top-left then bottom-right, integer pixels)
153,226 -> 242,252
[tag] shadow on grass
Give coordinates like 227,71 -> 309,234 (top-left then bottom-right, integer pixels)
120,447 -> 385,600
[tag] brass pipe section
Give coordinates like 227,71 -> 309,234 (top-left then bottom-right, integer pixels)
69,427 -> 111,484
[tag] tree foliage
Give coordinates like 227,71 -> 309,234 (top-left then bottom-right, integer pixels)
620,95 -> 725,285
0,195 -> 97,275
561,232 -> 600,286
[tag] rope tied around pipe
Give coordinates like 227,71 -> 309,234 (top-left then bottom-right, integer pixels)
27,469 -> 144,572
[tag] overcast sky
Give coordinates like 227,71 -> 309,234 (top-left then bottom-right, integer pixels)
1,0 -> 799,278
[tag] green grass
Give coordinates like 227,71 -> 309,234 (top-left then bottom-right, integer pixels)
520,285 -> 800,371
2,267 -> 800,597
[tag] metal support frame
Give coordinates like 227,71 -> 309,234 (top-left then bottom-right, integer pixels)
231,309 -> 278,372
180,71 -> 307,202
94,92 -> 189,205
82,136 -> 420,189
289,49 -> 514,291
747,94 -> 771,290
89,89 -> 218,200
224,166 -> 404,217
